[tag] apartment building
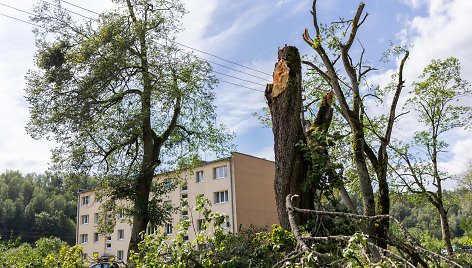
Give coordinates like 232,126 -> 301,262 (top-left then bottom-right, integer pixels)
76,152 -> 278,261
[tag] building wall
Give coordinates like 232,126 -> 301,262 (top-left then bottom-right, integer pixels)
232,152 -> 279,230
76,152 -> 277,261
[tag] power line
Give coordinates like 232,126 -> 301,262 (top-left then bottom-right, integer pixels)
213,70 -> 266,87
48,1 -> 273,78
0,13 -> 45,28
38,0 -> 95,21
169,39 -> 273,78
0,2 -> 35,16
155,41 -> 271,83
206,59 -> 271,83
218,79 -> 264,93
0,2 -> 269,96
60,0 -> 100,15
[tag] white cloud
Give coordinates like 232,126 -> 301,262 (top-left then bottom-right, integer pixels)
400,0 -> 426,9
379,0 -> 472,176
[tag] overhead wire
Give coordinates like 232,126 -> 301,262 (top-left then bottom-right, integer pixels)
1,1 -> 270,94
168,39 -> 273,78
0,1 -> 467,175
38,0 -> 95,21
0,12 -> 45,28
60,0 -> 100,15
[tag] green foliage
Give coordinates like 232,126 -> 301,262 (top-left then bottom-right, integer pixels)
27,0 -> 233,242
129,196 -> 292,267
0,237 -> 85,268
0,170 -> 95,244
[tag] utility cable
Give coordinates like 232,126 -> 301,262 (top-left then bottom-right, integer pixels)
38,0 -> 95,21
0,12 -> 45,28
212,70 -> 266,87
60,0 -> 100,15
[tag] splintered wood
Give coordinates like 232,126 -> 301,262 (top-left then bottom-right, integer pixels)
267,59 -> 290,98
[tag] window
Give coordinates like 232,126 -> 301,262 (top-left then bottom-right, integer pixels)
214,190 -> 229,204
81,214 -> 89,224
181,184 -> 188,191
183,235 -> 189,241
181,208 -> 188,218
105,235 -> 111,249
146,225 -> 157,235
196,171 -> 204,183
118,209 -> 125,219
81,196 -> 89,205
165,224 -> 173,235
80,234 -> 88,244
94,213 -> 99,223
94,232 -> 99,242
214,166 -> 227,179
117,250 -> 124,261
221,216 -> 231,229
118,229 -> 124,240
197,219 -> 205,231
181,194 -> 188,206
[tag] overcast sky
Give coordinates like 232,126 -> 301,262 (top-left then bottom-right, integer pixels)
0,0 -> 471,182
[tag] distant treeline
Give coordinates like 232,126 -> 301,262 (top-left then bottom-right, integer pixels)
0,170 -> 96,245
391,188 -> 472,240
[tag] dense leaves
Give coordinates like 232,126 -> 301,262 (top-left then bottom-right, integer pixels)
26,0 -> 233,250
0,170 -> 95,245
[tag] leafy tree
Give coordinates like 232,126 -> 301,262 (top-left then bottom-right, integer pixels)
27,0 -> 232,253
392,57 -> 471,255
459,161 -> 472,190
298,1 -> 409,248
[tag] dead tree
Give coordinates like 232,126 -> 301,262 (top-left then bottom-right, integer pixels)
276,194 -> 463,268
302,0 -> 409,247
265,46 -> 312,229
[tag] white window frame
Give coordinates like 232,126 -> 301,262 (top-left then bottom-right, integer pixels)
146,224 -> 159,235
196,170 -> 204,183
81,214 -> 89,224
94,213 -> 99,223
214,190 -> 229,204
118,209 -> 125,219
165,224 -> 173,235
80,234 -> 88,244
117,229 -> 125,240
181,184 -> 188,191
117,250 -> 124,261
105,235 -> 112,249
81,196 -> 89,205
214,166 -> 227,179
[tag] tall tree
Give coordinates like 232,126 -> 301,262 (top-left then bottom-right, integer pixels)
301,0 -> 409,247
392,57 -> 471,255
265,46 -> 312,229
26,0 -> 231,253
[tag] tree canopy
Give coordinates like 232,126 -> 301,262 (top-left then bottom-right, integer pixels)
26,0 -> 232,252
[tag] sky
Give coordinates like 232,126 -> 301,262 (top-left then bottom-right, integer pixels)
0,0 -> 471,183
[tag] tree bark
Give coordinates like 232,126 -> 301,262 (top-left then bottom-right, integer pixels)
438,199 -> 453,255
266,46 -> 312,229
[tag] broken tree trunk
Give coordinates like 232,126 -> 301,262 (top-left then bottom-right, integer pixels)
265,46 -> 312,229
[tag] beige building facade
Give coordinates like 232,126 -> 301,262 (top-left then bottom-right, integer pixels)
76,152 -> 278,261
